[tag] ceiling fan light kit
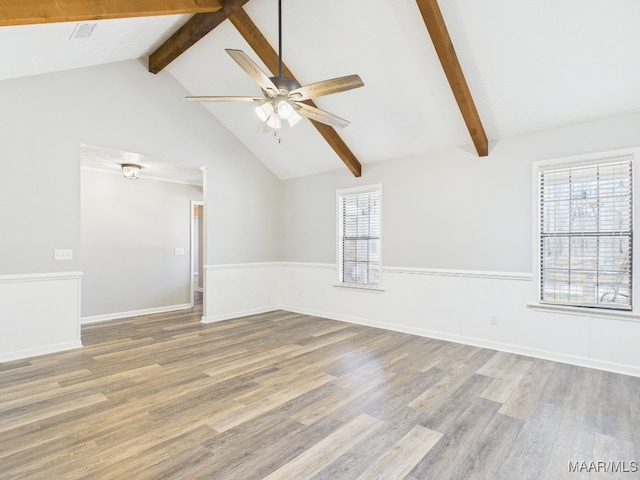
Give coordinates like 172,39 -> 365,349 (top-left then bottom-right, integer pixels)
287,109 -> 302,127
186,0 -> 364,132
267,111 -> 282,129
255,97 -> 302,130
255,102 -> 273,122
276,100 -> 293,120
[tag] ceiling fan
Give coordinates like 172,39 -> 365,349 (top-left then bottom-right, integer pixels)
186,0 -> 364,131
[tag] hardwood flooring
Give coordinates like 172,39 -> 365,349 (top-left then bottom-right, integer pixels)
1,301 -> 639,479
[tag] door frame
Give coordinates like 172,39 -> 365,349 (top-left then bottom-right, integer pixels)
190,200 -> 204,307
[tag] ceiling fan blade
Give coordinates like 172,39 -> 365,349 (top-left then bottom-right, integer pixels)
289,74 -> 364,101
225,49 -> 279,95
294,102 -> 350,129
186,96 -> 263,102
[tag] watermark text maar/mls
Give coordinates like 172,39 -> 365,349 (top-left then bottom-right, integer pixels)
569,461 -> 638,474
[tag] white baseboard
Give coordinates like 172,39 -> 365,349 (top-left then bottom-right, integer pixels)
280,304 -> 640,378
0,341 -> 83,363
201,306 -> 277,324
81,303 -> 192,324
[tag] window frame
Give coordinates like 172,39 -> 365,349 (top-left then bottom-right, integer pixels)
336,184 -> 383,290
532,148 -> 640,317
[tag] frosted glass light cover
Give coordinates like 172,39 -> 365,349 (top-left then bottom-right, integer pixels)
122,164 -> 141,180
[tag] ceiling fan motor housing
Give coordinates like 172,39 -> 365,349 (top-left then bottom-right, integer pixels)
266,76 -> 300,96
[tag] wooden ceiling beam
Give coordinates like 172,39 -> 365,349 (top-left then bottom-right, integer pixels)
0,0 -> 223,27
415,0 -> 488,156
229,8 -> 362,177
149,0 -> 250,74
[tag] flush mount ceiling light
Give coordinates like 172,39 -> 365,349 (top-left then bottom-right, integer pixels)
186,0 -> 364,132
121,164 -> 141,180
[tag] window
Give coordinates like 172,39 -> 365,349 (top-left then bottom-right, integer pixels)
337,185 -> 381,287
538,157 -> 632,310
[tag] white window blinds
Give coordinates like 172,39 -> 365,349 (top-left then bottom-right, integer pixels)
338,187 -> 381,286
539,159 -> 632,310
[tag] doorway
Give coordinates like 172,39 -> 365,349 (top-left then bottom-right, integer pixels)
80,144 -> 205,321
191,201 -> 204,307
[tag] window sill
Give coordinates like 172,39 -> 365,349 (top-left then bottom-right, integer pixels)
333,283 -> 385,293
526,303 -> 640,323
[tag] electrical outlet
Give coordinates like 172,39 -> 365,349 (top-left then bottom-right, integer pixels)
54,249 -> 73,261
490,314 -> 498,325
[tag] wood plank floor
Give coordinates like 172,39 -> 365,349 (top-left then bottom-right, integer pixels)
1,300 -> 639,479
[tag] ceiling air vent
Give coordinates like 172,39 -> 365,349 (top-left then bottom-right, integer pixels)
69,23 -> 97,40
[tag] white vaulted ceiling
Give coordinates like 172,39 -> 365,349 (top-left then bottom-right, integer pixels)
2,0 -> 640,179
0,15 -> 189,80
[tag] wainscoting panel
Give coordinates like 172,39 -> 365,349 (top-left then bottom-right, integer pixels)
278,263 -> 640,377
199,262 -> 640,376
202,263 -> 281,323
0,272 -> 83,362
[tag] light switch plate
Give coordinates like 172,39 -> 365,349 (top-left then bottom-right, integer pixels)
54,249 -> 73,260
174,248 -> 185,255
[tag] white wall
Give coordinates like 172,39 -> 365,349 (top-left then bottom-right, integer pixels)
4,56 -> 640,376
282,112 -> 640,271
81,169 -> 202,321
0,59 -> 280,359
0,59 -> 280,276
263,112 -> 640,377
